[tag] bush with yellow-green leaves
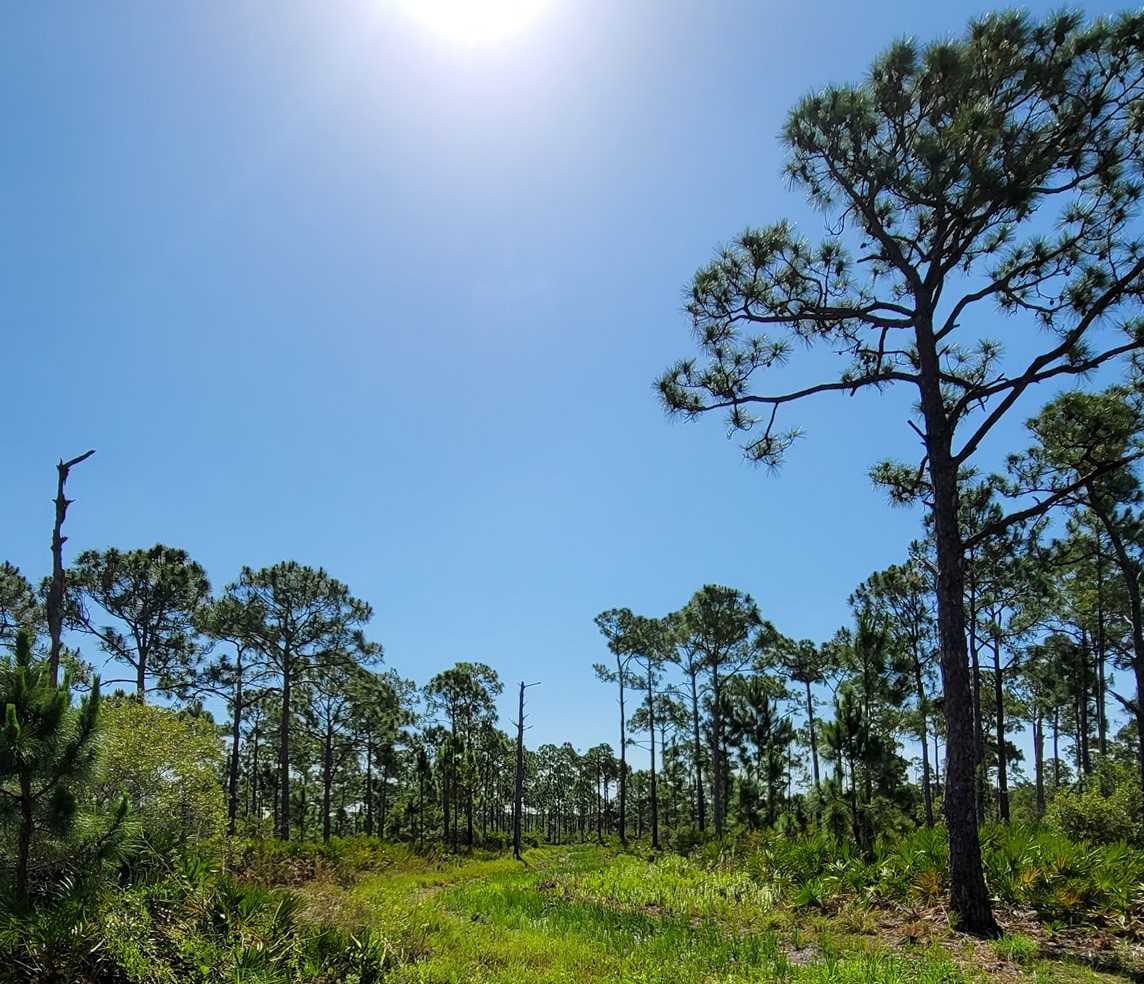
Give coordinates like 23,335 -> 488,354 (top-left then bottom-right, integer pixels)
94,698 -> 226,844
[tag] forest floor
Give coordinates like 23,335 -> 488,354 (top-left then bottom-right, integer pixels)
275,843 -> 1144,983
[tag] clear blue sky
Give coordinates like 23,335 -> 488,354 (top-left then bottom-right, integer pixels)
2,0 -> 1129,763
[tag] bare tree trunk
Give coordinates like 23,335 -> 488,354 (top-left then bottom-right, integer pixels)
617,656 -> 628,846
250,725 -> 260,823
380,759 -> 389,835
227,670 -> 243,837
1033,711 -> 1045,816
933,732 -> 941,793
466,788 -> 474,848
1096,544 -> 1109,757
912,636 -> 933,827
364,734 -> 374,836
1052,707 -> 1060,791
599,773 -> 608,842
1078,628 -> 1091,778
917,323 -> 997,935
47,450 -> 95,687
966,556 -> 986,825
322,726 -> 334,843
711,663 -> 724,836
277,652 -> 292,841
442,745 -> 450,848
804,679 -> 820,794
513,682 -> 525,860
134,630 -> 148,702
690,668 -> 706,830
417,763 -> 424,850
993,631 -> 1009,824
647,661 -> 659,850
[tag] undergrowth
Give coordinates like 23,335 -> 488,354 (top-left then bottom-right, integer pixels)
2,826 -> 1141,983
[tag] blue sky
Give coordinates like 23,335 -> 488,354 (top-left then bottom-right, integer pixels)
2,0 -> 1130,766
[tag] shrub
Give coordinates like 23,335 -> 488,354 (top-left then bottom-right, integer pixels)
229,835 -> 412,887
701,821 -> 1144,920
670,826 -> 709,856
980,823 -> 1144,919
1046,768 -> 1143,846
479,831 -> 511,851
874,824 -> 948,902
0,853 -> 399,983
93,699 -> 226,844
0,629 -> 128,904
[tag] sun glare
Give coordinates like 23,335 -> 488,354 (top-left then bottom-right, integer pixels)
397,0 -> 549,45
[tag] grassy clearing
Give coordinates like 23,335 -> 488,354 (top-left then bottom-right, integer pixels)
12,837 -> 1135,982
280,843 -> 1140,984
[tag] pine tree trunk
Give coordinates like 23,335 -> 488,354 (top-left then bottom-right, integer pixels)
364,736 -> 374,836
690,669 -> 706,830
596,773 -> 603,844
1033,712 -> 1045,816
648,661 -> 659,849
933,732 -> 941,793
1079,629 -> 1091,777
1096,545 -> 1109,757
298,781 -> 306,840
804,680 -> 820,793
250,727 -> 260,822
227,676 -> 243,837
380,761 -> 389,835
618,656 -> 628,846
466,789 -> 474,848
1052,708 -> 1060,791
1089,496 -> 1144,790
442,748 -> 451,848
514,682 -> 525,860
278,657 -> 292,841
136,645 -> 148,703
417,768 -> 424,850
912,637 -> 933,827
712,662 -> 724,836
967,558 -> 986,824
993,632 -> 1009,823
917,327 -> 997,935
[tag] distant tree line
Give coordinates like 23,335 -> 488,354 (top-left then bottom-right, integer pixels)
591,432 -> 1144,859
3,389 -> 1142,871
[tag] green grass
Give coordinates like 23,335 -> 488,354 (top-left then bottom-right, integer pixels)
992,934 -> 1040,965
9,836 -> 1137,982
279,843 -> 1139,983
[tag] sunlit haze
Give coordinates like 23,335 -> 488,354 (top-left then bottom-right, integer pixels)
397,0 -> 550,45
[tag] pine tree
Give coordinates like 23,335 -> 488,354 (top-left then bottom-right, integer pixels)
67,544 -> 211,701
0,629 -> 112,902
657,11 -> 1144,933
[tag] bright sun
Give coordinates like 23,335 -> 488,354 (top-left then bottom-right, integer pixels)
398,0 -> 549,45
